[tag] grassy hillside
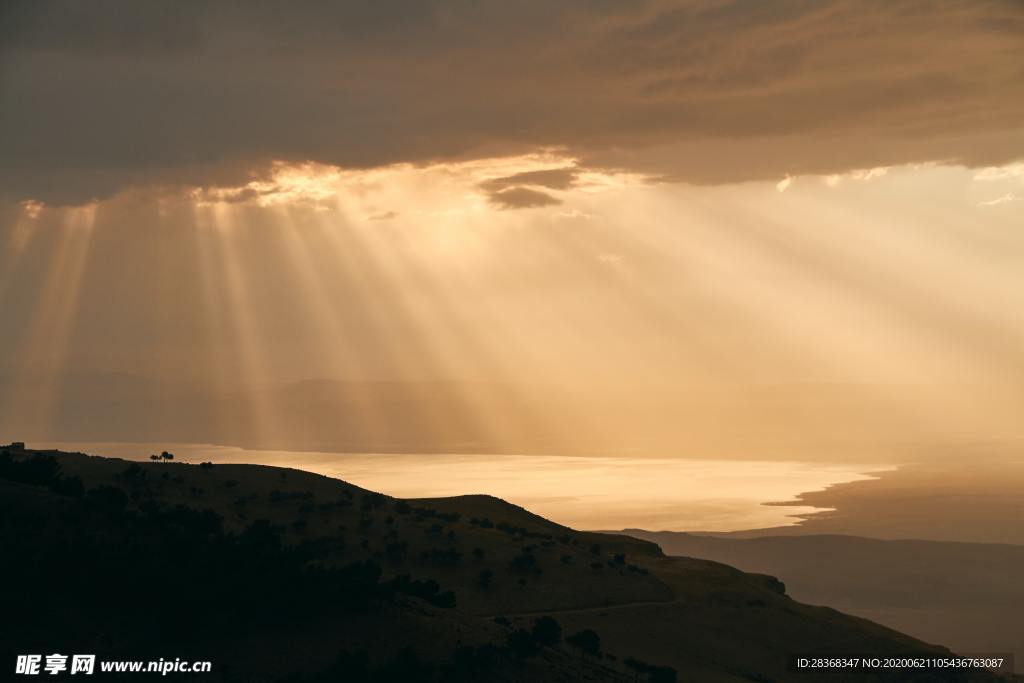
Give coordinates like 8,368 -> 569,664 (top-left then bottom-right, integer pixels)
1,445 -> 1015,682
618,530 -> 1024,673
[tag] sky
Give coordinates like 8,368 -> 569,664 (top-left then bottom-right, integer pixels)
1,0 -> 1022,459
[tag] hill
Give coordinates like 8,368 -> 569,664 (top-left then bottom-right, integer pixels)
1,445 -> 1015,682
617,530 -> 1024,673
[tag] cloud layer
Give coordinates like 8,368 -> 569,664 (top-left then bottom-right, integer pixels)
1,0 -> 1022,204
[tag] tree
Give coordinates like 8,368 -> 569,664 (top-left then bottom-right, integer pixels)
0,453 -> 62,486
530,616 -> 561,648
649,665 -> 678,683
160,451 -> 174,461
624,657 -> 677,683
84,485 -> 129,513
50,475 -> 84,498
432,590 -> 456,608
509,548 -> 536,572
624,657 -> 645,682
566,629 -> 600,659
506,629 -> 537,659
452,644 -> 499,679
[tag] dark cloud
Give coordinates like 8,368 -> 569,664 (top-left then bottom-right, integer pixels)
480,167 -> 580,193
1,0 -> 1022,205
479,166 -> 578,208
488,187 -> 561,210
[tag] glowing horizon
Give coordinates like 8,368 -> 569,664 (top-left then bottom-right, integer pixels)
1,157 -> 1021,460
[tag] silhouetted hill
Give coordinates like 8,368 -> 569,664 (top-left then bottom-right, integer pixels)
1,445 -> 1016,682
619,530 -> 1024,673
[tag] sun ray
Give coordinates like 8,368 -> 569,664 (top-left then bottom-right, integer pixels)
191,202 -> 283,447
1,204 -> 97,436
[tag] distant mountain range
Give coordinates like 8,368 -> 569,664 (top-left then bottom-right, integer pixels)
6,371 -> 1020,462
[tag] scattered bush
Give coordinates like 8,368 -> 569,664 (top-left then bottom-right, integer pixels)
506,629 -> 538,659
509,548 -> 537,572
531,616 -> 561,648
420,547 -> 462,566
566,629 -> 601,659
624,657 -> 679,683
361,492 -> 387,510
387,575 -> 456,608
385,540 -> 408,560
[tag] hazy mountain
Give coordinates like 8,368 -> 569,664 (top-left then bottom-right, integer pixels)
5,371 -> 1021,463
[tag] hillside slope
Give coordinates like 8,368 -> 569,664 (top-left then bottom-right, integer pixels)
1,445 -> 1015,682
618,530 -> 1024,673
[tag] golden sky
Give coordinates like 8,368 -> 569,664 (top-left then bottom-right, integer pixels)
1,1 -> 1022,459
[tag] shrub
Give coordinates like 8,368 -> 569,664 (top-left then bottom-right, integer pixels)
49,475 -> 84,498
509,548 -> 537,572
420,547 -> 462,566
531,616 -> 561,647
361,492 -> 387,510
85,485 -> 129,513
388,575 -> 456,608
506,629 -> 537,659
385,540 -> 408,560
625,657 -> 678,683
566,629 -> 600,659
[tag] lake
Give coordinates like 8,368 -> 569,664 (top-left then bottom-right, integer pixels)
30,441 -> 885,531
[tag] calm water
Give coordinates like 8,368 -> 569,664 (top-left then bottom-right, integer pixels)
32,441 -> 886,531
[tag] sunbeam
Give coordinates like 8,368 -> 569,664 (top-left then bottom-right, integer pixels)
1,203 -> 97,435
